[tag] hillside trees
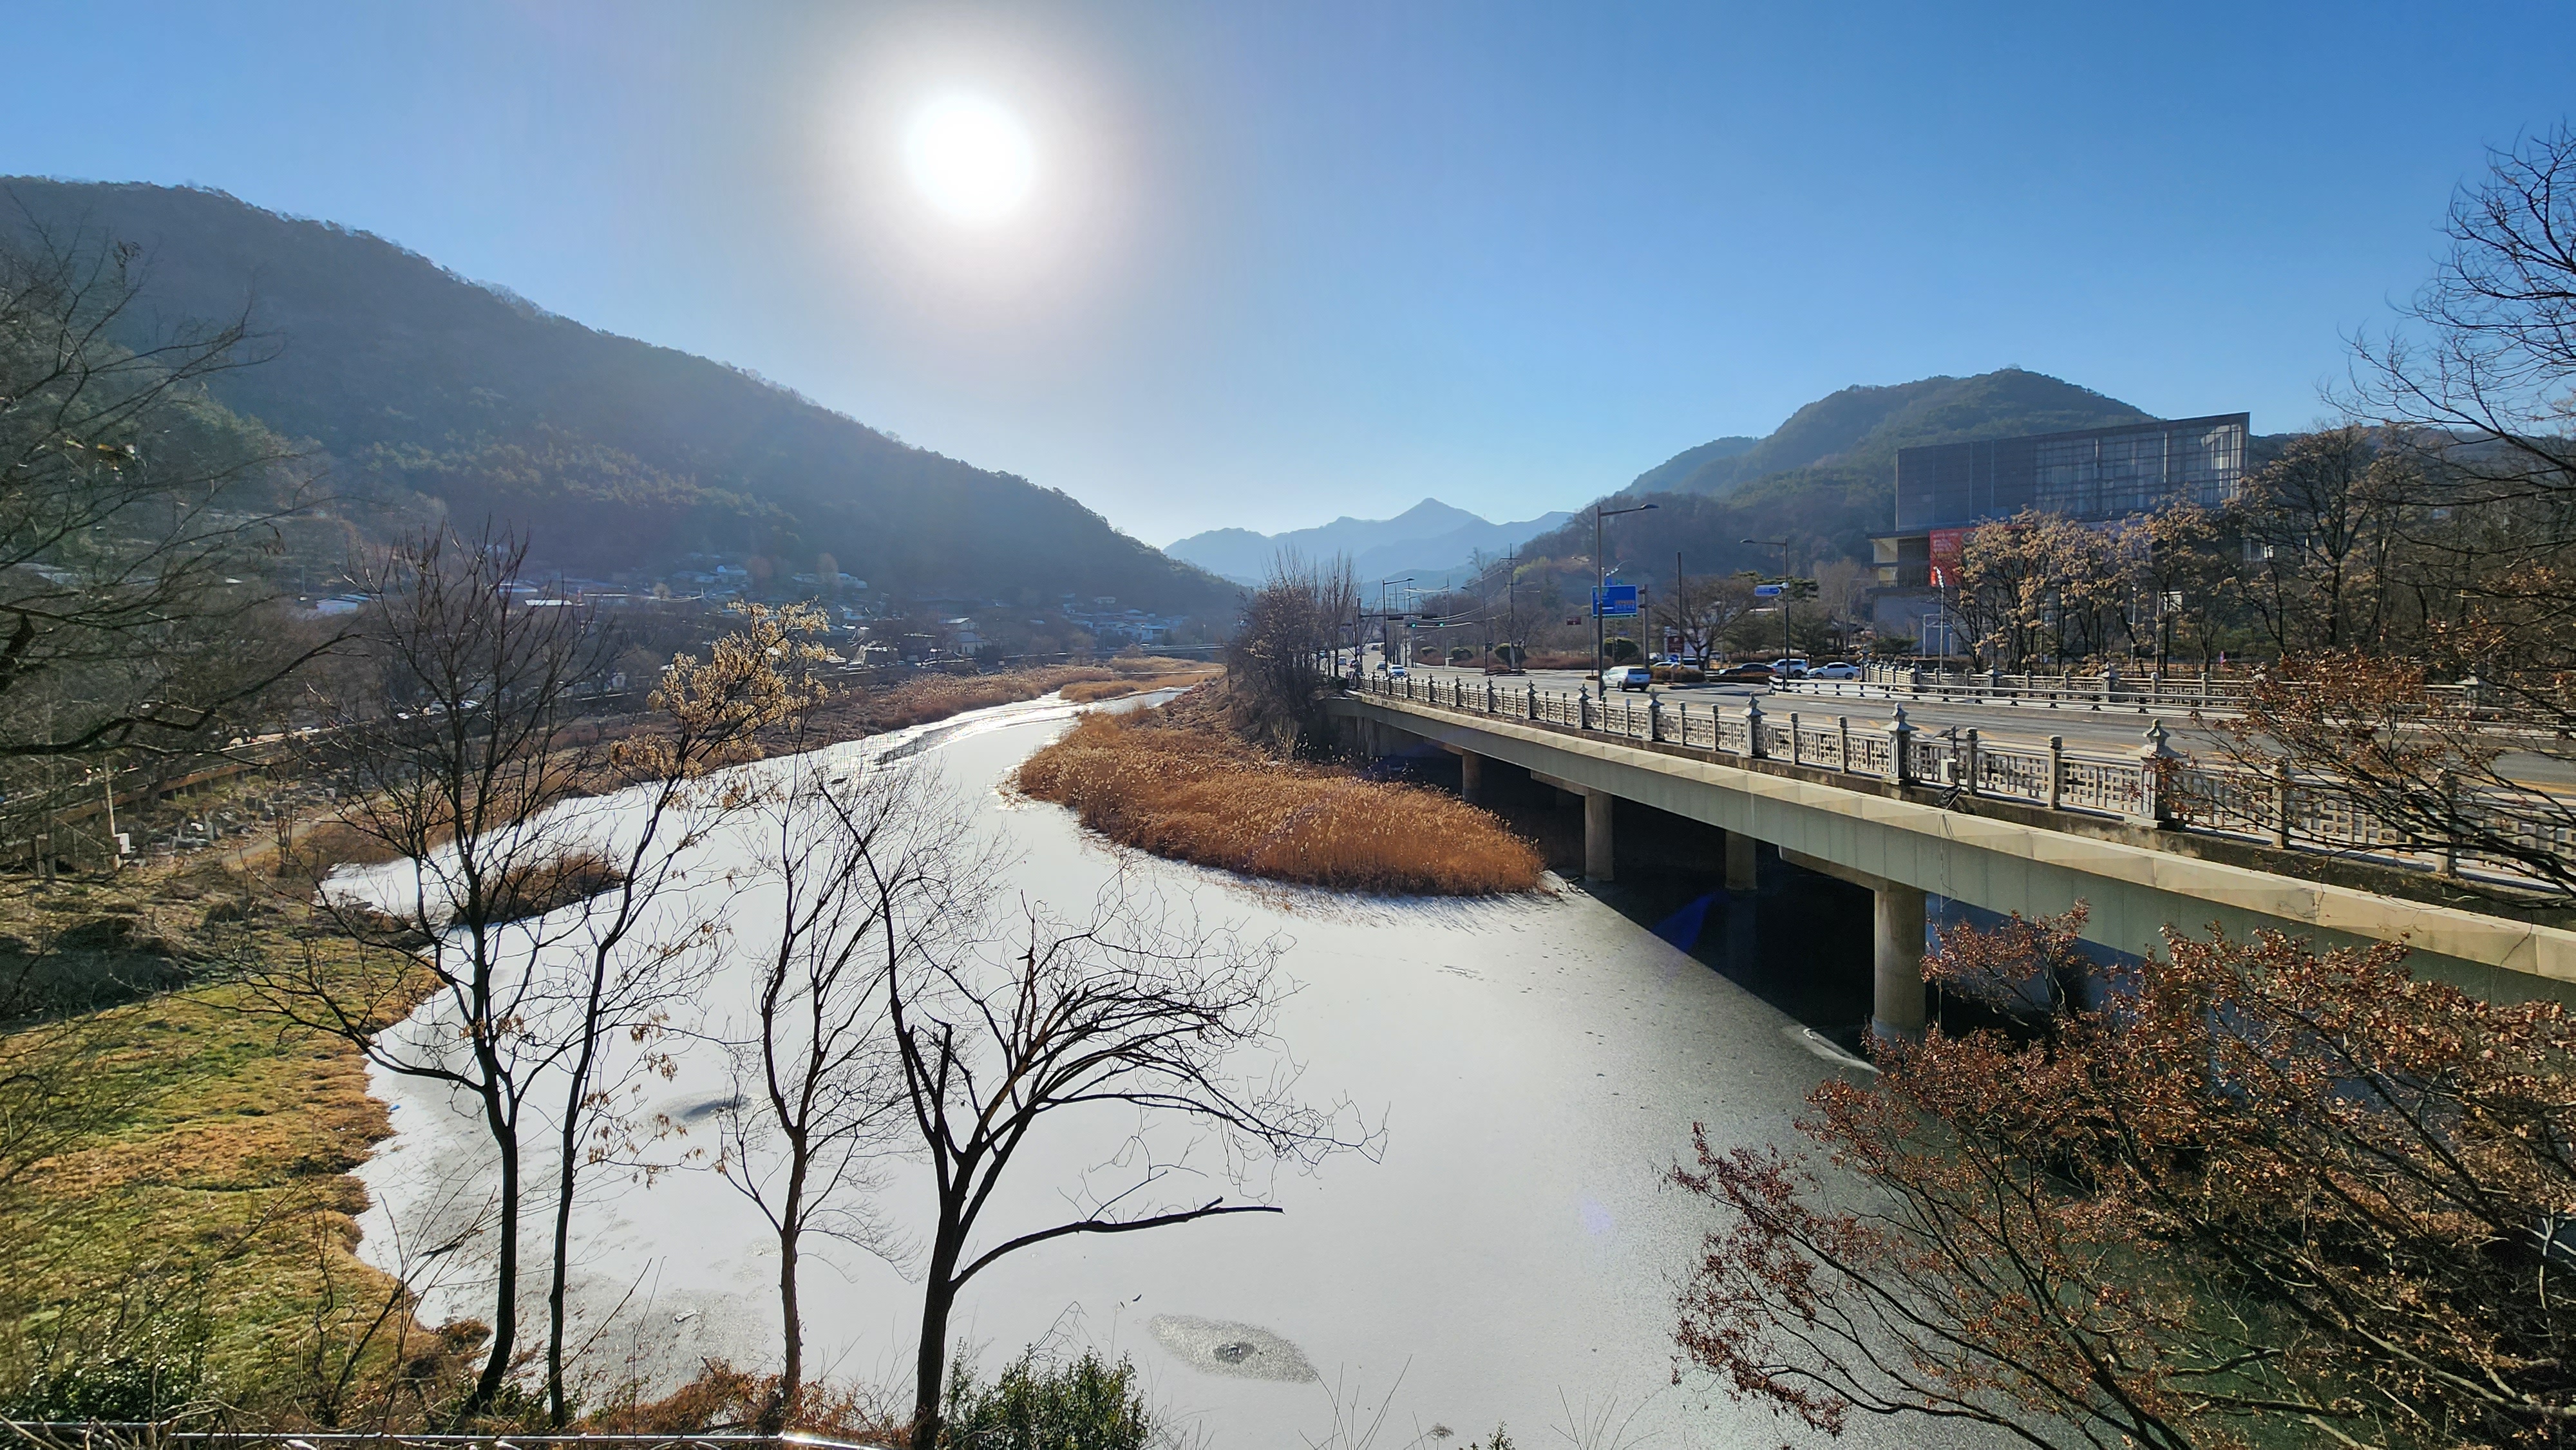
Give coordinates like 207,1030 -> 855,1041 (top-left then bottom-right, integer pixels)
0,227 -> 325,769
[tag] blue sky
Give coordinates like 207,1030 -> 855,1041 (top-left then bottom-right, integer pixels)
3,1 -> 2568,542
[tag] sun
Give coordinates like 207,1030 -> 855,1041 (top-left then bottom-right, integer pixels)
904,94 -> 1036,225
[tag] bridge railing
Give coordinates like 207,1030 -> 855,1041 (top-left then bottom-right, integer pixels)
1782,663 -> 2533,727
1353,673 -> 2571,890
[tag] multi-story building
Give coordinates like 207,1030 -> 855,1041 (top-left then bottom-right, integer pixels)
1869,413 -> 2249,655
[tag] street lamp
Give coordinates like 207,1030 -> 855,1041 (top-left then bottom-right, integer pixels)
1743,537 -> 1795,667
1593,502 -> 1658,696
1376,575 -> 1413,668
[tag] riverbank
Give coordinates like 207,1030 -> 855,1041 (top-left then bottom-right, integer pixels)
0,858 -> 469,1418
1012,693 -> 1546,895
786,655 -> 1219,741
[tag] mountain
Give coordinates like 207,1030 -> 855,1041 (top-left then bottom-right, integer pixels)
1,179 -> 1233,614
1166,498 -> 1575,587
1624,370 -> 2151,501
1519,369 -> 2162,579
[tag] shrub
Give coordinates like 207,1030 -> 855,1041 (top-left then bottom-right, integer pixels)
942,1349 -> 1154,1450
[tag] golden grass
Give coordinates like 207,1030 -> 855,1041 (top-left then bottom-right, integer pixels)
1059,668 -> 1222,704
1014,708 -> 1544,895
0,863 -> 464,1416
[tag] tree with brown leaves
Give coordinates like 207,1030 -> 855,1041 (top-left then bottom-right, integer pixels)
1672,906 -> 2576,1449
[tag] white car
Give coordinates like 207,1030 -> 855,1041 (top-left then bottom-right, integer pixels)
1807,661 -> 1859,681
1602,665 -> 1652,692
1769,657 -> 1812,679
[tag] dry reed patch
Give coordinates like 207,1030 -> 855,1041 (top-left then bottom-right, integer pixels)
1060,667 -> 1222,704
1014,711 -> 1544,895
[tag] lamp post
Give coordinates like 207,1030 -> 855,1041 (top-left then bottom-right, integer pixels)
1593,502 -> 1659,696
1376,575 -> 1413,668
1743,537 -> 1794,666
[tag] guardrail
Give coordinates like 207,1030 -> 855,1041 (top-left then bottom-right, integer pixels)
1776,663 -> 2244,711
1778,661 -> 2519,720
1352,673 -> 2576,891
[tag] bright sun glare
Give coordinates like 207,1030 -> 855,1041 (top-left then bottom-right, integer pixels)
904,94 -> 1036,225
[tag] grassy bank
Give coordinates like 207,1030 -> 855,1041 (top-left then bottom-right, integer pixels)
0,860 -> 468,1421
1014,698 -> 1545,895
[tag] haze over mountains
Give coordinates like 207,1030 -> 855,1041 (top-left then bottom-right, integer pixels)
1187,370 -> 2208,593
1166,498 -> 1575,587
6,180 -> 2231,617
3,180 -> 1235,613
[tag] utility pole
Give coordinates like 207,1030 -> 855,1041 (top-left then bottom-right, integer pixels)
1745,537 -> 1795,666
1594,502 -> 1658,697
1675,550 -> 1686,663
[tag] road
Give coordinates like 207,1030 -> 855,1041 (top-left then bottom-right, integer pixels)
1365,654 -> 2576,789
1379,657 -> 2220,756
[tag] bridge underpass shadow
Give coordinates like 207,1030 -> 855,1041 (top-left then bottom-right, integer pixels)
1406,752 -> 1891,1052
1590,797 -> 1877,1054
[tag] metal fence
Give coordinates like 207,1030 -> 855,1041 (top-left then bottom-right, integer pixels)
1777,662 -> 2517,720
1352,673 -> 2575,890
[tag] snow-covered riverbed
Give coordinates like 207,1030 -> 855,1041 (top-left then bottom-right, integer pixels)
352,689 -> 1908,1446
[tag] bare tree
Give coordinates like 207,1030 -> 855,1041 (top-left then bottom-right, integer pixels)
883,872 -> 1378,1444
0,221 -> 330,764
2238,426 -> 2411,654
261,529 -> 616,1414
717,753 -> 999,1424
1672,907 -> 2576,1449
531,601 -> 831,1424
1226,549 -> 1359,751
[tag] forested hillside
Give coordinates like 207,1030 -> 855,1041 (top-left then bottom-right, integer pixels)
1520,368 -> 2161,577
1,180 -> 1233,612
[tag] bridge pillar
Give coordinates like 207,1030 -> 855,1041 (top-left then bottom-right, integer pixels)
1723,829 -> 1757,893
1457,750 -> 1484,804
1872,882 -> 1929,1042
1584,791 -> 1615,882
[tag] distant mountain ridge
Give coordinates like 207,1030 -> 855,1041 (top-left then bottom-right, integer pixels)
1620,370 -> 2152,501
1167,498 -> 1575,586
1,179 -> 1234,613
1518,368 -> 2172,579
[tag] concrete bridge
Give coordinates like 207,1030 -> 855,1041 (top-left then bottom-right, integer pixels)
1331,677 -> 2576,1039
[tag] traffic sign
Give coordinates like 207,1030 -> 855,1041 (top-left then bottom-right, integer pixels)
1591,584 -> 1639,617
1752,583 -> 1783,598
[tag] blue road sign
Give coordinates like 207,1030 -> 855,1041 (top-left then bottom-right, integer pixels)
1752,583 -> 1784,598
1592,584 -> 1639,617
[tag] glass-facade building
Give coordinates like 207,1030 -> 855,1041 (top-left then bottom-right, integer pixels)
1869,413 -> 2248,650
1895,414 -> 2247,531
1875,414 -> 2248,588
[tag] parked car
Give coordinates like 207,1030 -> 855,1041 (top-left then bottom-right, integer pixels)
1714,661 -> 1777,683
1806,661 -> 1859,681
1602,665 -> 1653,692
1768,656 -> 1813,679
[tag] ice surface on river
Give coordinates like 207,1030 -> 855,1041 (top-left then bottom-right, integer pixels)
352,688 -> 1951,1447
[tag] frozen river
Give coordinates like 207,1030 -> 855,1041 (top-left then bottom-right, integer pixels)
354,690 -> 1936,1447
